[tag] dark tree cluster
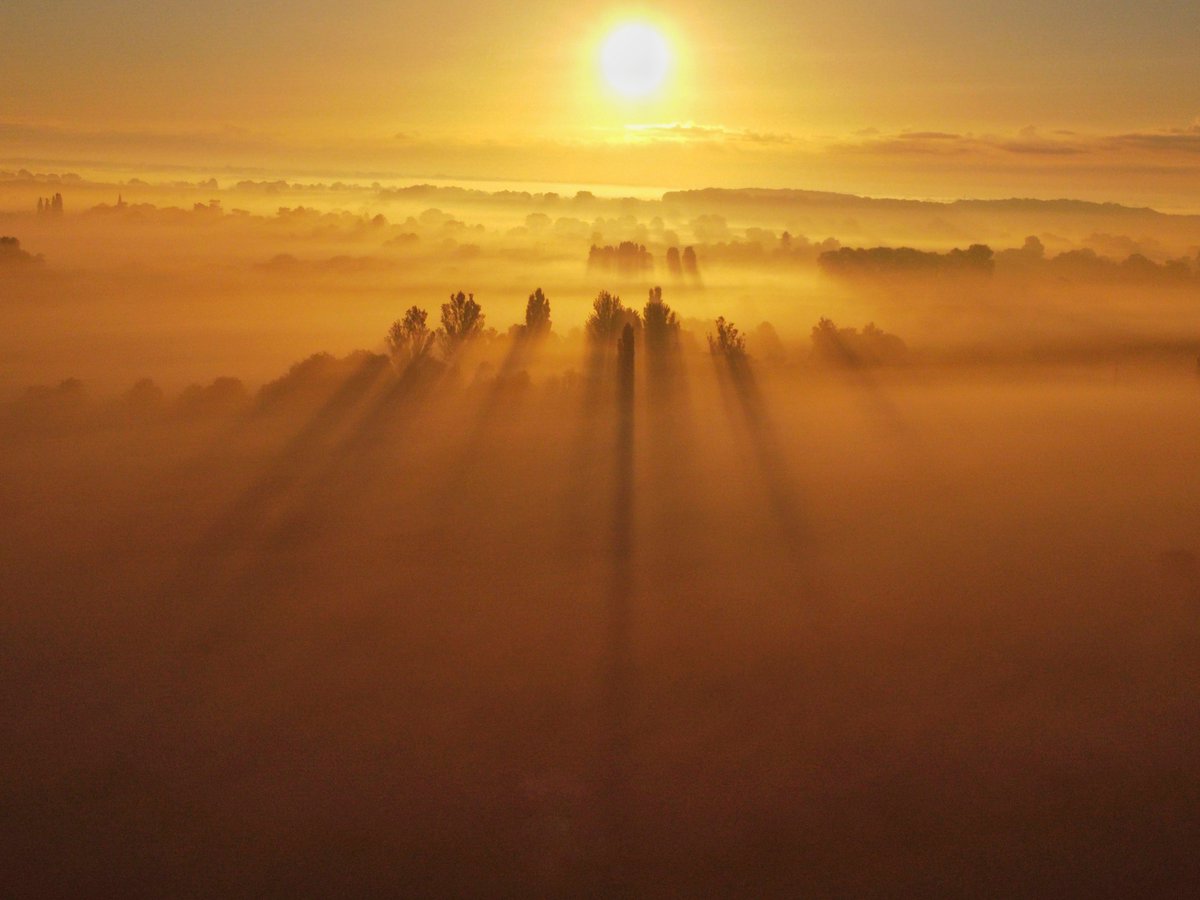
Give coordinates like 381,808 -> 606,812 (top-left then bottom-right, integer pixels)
522,287 -> 552,339
36,193 -> 64,217
588,241 -> 654,276
1043,247 -> 1199,284
386,306 -> 436,370
255,351 -> 383,410
810,318 -> 908,367
819,243 -> 994,278
437,290 -> 486,356
991,235 -> 1200,283
586,291 -> 642,345
686,232 -> 842,268
176,377 -> 251,416
642,286 -> 680,354
0,236 -> 43,266
2,373 -> 253,435
384,291 -> 491,371
665,245 -> 700,278
708,317 -> 747,361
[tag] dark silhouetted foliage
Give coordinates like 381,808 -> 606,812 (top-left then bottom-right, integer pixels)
438,291 -> 485,358
121,378 -> 165,418
819,243 -> 994,278
387,306 -> 436,370
682,246 -> 699,276
810,318 -> 908,366
258,350 -> 387,409
176,377 -> 249,417
524,287 -> 552,338
586,291 -> 640,345
665,246 -> 682,276
0,236 -> 43,266
708,317 -> 747,361
642,286 -> 679,354
35,193 -> 63,217
588,241 -> 654,276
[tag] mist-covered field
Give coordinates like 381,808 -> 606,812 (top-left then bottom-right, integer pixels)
3,171 -> 1200,896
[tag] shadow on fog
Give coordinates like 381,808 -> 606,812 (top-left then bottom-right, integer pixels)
812,323 -> 906,433
432,333 -> 539,507
601,323 -> 637,894
172,353 -> 392,595
165,353 -> 449,657
710,348 -> 808,551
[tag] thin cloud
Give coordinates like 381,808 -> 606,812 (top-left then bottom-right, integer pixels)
622,122 -> 794,146
1108,126 -> 1200,154
838,124 -> 1200,160
996,140 -> 1089,156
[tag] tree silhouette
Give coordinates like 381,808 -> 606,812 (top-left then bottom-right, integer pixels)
665,246 -> 682,277
438,291 -> 485,357
588,242 -> 654,275
0,236 -> 43,266
810,317 -> 851,365
682,246 -> 698,276
708,316 -> 746,361
617,323 -> 636,395
642,286 -> 679,353
587,290 -> 639,345
810,317 -> 907,366
386,306 -> 435,370
524,287 -> 551,338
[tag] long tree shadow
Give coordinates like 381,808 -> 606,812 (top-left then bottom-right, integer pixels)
711,348 -> 809,551
274,356 -> 447,526
558,341 -> 617,557
163,352 -> 452,669
814,326 -> 906,433
642,325 -> 698,538
169,352 -> 394,605
431,333 -> 541,509
601,323 -> 637,895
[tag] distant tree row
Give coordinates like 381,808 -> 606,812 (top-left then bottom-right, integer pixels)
586,242 -> 702,279
385,286 -> 912,374
7,290 -> 914,439
997,236 -> 1200,284
818,238 -> 1200,284
588,241 -> 654,275
683,232 -> 842,268
665,246 -> 700,278
819,244 -> 994,278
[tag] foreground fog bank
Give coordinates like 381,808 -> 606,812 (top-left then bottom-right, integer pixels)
2,175 -> 1200,895
2,326 -> 1198,894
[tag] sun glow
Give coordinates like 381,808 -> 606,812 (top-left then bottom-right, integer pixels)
600,23 -> 670,99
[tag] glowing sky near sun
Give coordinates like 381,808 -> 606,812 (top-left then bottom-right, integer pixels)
2,1 -> 1199,204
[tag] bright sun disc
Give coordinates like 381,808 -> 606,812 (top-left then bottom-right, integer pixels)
601,23 -> 670,98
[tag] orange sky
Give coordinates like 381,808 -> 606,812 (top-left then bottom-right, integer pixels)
3,1 -> 1199,206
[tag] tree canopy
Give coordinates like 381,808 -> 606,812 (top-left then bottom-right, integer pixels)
387,306 -> 435,370
524,287 -> 551,338
438,291 -> 485,356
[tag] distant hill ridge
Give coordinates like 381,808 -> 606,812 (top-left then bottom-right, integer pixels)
660,187 -> 1195,221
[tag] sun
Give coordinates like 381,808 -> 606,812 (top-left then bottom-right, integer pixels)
600,23 -> 671,99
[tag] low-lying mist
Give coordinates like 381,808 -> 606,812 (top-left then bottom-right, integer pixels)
2,172 -> 1199,896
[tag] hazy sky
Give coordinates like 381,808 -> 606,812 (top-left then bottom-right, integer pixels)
3,1 -> 1199,203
